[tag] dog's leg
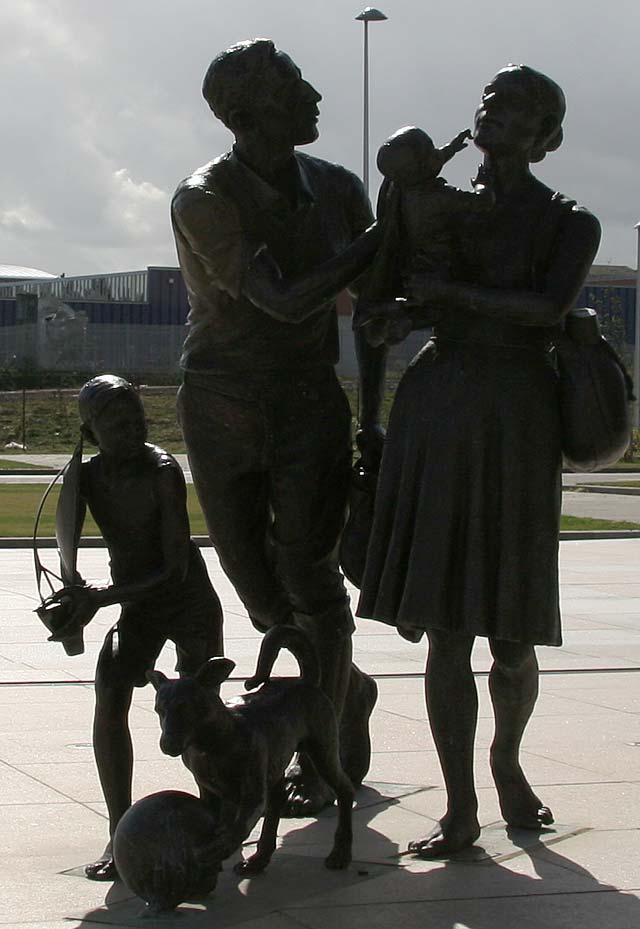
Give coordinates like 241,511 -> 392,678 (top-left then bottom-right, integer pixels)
234,778 -> 285,875
305,730 -> 354,870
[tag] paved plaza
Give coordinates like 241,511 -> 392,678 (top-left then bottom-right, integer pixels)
1,539 -> 639,927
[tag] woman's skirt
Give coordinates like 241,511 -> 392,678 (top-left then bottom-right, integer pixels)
357,338 -> 562,646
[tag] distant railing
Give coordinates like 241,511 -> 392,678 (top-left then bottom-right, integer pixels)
0,270 -> 148,304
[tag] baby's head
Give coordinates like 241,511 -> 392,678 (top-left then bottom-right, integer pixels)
78,374 -> 147,456
377,127 -> 442,184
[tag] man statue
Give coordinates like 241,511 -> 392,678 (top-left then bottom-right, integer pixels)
171,39 -> 386,811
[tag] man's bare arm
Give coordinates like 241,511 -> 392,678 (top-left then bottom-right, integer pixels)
241,224 -> 380,324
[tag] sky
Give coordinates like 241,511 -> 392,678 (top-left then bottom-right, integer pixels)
0,0 -> 638,276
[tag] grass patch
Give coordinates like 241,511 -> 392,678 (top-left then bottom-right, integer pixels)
2,484 -> 209,538
589,481 -> 640,488
591,460 -> 640,471
2,383 -> 638,469
2,482 -> 638,537
560,515 -> 640,531
0,384 -> 364,454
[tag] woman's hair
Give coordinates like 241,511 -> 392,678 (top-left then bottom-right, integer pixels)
202,39 -> 276,128
498,64 -> 566,162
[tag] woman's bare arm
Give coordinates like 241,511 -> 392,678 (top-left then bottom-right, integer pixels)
406,208 -> 601,327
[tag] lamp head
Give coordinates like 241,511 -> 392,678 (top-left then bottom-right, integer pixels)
355,7 -> 388,22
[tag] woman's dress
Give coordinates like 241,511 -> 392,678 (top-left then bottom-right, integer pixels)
357,187 -> 565,646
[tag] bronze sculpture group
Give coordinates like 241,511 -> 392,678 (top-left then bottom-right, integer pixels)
37,37 -> 612,907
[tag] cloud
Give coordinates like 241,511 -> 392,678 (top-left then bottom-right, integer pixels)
1,0 -> 90,66
0,205 -> 53,233
109,169 -> 170,242
0,0 -> 637,272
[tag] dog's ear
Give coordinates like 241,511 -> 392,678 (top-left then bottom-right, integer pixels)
196,657 -> 236,689
146,669 -> 169,691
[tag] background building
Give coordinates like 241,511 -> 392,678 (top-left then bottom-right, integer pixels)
0,264 -> 636,380
0,268 -> 187,375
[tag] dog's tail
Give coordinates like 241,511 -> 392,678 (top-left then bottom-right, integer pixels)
245,625 -> 321,691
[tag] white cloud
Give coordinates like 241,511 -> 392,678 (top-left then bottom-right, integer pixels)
1,0 -> 92,65
0,0 -> 637,271
0,205 -> 52,233
109,169 -> 170,241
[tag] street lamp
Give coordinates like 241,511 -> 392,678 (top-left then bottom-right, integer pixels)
355,7 -> 388,196
634,222 -> 640,427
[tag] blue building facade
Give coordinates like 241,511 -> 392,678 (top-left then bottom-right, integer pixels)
0,267 -> 636,378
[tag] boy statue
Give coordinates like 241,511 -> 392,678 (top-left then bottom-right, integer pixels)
44,375 -> 223,880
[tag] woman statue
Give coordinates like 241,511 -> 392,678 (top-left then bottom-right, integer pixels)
357,65 -> 601,858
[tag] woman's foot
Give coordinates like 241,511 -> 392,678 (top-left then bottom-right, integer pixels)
492,755 -> 554,829
408,812 -> 480,859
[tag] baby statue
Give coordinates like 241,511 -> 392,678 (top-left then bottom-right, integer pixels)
356,126 -> 495,345
377,125 -> 495,277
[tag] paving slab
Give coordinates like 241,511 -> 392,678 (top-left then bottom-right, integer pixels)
0,539 -> 639,926
2,541 -> 640,680
562,489 -> 640,522
66,854 -> 391,928
284,888 -> 640,929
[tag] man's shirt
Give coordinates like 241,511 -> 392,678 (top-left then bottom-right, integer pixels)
172,148 -> 372,374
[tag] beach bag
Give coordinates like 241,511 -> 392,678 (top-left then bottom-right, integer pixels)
534,194 -> 633,472
554,308 -> 633,471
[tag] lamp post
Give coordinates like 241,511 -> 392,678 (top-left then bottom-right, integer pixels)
634,222 -> 640,427
355,7 -> 387,196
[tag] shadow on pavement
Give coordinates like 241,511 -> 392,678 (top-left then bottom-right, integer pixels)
66,795 -> 640,928
67,785 -> 402,927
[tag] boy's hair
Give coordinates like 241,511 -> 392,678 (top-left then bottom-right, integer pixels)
78,375 -> 141,429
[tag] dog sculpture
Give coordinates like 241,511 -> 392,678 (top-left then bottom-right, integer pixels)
147,625 -> 354,875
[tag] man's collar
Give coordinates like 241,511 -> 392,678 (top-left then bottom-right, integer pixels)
227,147 -> 315,212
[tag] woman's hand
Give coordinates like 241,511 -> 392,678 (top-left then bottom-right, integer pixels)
404,272 -> 450,306
353,298 -> 414,347
353,298 -> 406,329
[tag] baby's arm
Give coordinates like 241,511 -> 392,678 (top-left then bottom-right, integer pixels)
441,172 -> 495,213
438,129 -> 472,166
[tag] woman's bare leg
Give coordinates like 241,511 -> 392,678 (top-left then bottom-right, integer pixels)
488,639 -> 553,829
409,630 -> 480,858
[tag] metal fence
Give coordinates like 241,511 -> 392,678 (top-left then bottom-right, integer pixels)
0,384 -> 185,454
